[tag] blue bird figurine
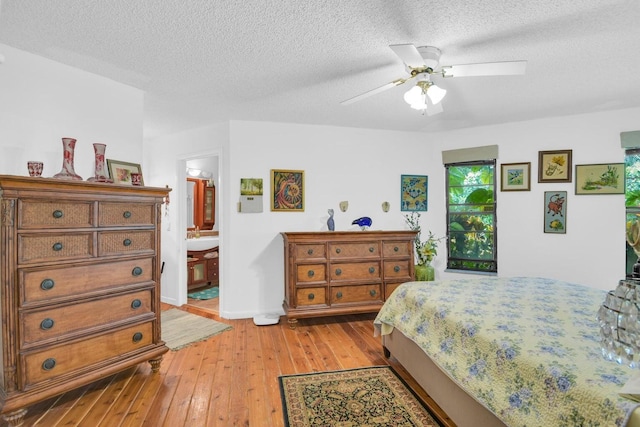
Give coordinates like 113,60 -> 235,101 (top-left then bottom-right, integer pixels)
352,216 -> 372,230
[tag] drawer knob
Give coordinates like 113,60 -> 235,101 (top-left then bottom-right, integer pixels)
42,358 -> 56,371
132,266 -> 143,276
123,211 -> 132,218
369,247 -> 374,253
52,242 -> 63,251
40,279 -> 55,290
369,267 -> 375,274
132,332 -> 144,343
307,248 -> 313,255
335,268 -> 342,276
123,238 -> 132,246
336,291 -> 343,299
335,248 -> 341,254
394,246 -> 399,252
394,265 -> 400,272
370,289 -> 377,297
40,318 -> 55,330
131,299 -> 142,309
308,293 -> 315,300
307,270 -> 314,278
52,210 -> 64,219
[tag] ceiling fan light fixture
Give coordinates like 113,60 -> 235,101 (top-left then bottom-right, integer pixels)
426,84 -> 447,105
403,85 -> 427,110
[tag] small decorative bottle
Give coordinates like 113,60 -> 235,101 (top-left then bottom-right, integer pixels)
327,209 -> 335,231
87,143 -> 113,182
53,137 -> 82,180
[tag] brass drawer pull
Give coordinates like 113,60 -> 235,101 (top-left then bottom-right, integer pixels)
123,238 -> 132,246
394,246 -> 399,252
369,247 -> 374,253
40,318 -> 55,330
52,210 -> 64,219
42,358 -> 56,371
307,270 -> 314,278
394,265 -> 400,272
52,242 -> 63,251
123,211 -> 132,218
41,279 -> 55,290
335,268 -> 342,276
132,332 -> 143,343
370,289 -> 377,297
369,267 -> 375,273
336,291 -> 343,299
307,248 -> 313,255
132,266 -> 143,276
131,299 -> 142,309
308,293 -> 315,300
335,248 -> 341,254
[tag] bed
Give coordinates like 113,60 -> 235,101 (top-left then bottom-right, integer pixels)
374,277 -> 640,427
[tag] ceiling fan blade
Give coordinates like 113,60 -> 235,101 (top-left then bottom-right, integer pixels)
441,60 -> 527,78
389,44 -> 426,69
340,78 -> 408,105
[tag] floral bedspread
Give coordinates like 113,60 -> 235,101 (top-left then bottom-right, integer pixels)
374,277 -> 640,427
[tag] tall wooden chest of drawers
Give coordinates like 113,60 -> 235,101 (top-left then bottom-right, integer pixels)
281,231 -> 417,326
0,175 -> 170,426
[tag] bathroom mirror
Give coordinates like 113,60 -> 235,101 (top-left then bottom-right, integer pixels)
187,178 -> 215,230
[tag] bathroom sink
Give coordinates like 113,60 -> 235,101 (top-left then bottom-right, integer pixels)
186,236 -> 219,251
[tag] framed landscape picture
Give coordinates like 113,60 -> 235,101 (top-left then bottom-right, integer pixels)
106,159 -> 143,185
575,163 -> 625,195
501,162 -> 531,191
270,169 -> 304,211
538,150 -> 572,183
401,174 -> 428,211
544,191 -> 567,233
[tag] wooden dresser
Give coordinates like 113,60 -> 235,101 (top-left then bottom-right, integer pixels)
281,231 -> 417,327
0,175 -> 170,426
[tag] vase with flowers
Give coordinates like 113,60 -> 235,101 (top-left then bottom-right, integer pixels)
404,212 -> 443,281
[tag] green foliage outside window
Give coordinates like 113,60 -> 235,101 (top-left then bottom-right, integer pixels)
625,150 -> 640,276
446,162 -> 497,273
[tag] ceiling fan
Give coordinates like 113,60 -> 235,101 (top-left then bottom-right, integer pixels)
341,43 -> 526,115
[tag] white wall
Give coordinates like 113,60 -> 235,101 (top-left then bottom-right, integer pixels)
0,44 -> 144,176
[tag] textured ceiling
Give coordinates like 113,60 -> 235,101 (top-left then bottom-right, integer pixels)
1,0 -> 639,139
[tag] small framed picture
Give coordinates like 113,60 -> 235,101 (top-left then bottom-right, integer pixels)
500,162 -> 531,191
271,169 -> 304,211
538,150 -> 572,183
544,191 -> 567,233
575,163 -> 625,195
106,159 -> 144,185
401,174 -> 428,211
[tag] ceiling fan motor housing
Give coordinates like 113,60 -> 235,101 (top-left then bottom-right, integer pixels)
417,46 -> 441,70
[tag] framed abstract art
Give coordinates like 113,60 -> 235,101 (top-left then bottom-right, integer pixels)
270,169 -> 304,211
401,174 -> 428,211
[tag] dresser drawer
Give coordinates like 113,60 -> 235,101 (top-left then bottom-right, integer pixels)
18,200 -> 94,229
295,287 -> 327,307
383,260 -> 412,280
296,264 -> 326,283
331,284 -> 382,304
330,262 -> 381,282
329,242 -> 379,259
382,240 -> 412,258
20,258 -> 154,304
98,230 -> 155,256
99,202 -> 155,227
18,233 -> 94,264
22,321 -> 154,387
294,244 -> 326,260
21,289 -> 153,348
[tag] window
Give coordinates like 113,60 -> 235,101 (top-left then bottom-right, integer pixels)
446,160 -> 497,273
625,149 -> 640,277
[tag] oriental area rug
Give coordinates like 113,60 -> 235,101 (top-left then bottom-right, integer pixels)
278,366 -> 444,427
161,308 -> 231,350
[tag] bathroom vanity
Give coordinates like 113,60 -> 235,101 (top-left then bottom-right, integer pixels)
187,247 -> 219,290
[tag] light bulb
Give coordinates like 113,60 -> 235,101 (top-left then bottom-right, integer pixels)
427,84 -> 447,105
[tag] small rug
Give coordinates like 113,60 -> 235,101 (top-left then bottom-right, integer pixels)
187,286 -> 219,300
161,308 -> 231,350
279,366 -> 444,427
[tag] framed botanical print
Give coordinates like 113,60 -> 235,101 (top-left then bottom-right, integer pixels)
106,159 -> 144,185
544,191 -> 567,233
501,162 -> 531,191
575,163 -> 625,195
538,150 -> 572,183
401,174 -> 428,211
270,169 -> 304,211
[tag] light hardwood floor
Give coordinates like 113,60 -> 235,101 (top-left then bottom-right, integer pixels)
8,306 -> 455,427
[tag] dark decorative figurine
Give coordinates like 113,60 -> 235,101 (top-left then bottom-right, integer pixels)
327,209 -> 335,231
352,216 -> 372,230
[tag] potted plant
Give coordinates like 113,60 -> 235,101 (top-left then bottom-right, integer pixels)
404,212 -> 443,281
